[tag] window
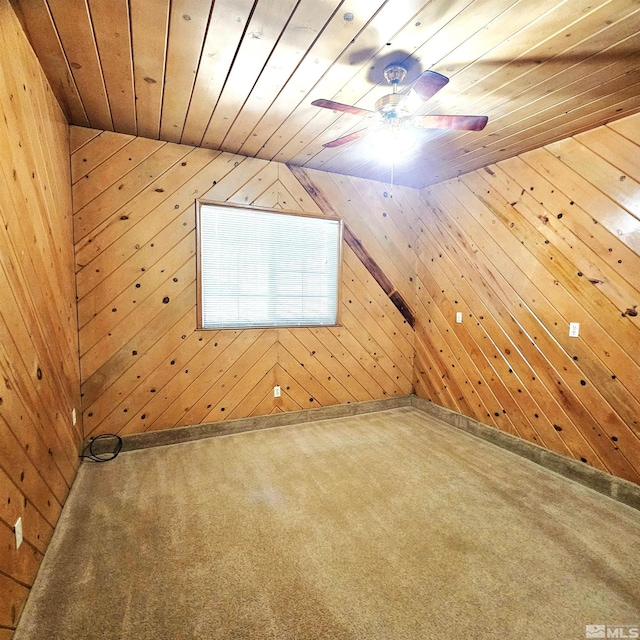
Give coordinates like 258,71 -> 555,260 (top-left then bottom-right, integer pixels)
197,202 -> 342,329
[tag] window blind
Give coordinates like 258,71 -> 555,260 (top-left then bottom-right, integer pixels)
199,204 -> 342,329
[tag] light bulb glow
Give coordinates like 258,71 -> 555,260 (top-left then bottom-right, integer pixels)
369,123 -> 417,161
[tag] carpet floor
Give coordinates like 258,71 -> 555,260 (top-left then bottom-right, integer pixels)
14,407 -> 640,640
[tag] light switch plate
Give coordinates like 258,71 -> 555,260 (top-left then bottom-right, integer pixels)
456,312 -> 463,324
273,386 -> 281,398
569,322 -> 580,338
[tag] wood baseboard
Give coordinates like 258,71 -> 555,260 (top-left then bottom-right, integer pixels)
411,396 -> 640,512
94,396 -> 413,453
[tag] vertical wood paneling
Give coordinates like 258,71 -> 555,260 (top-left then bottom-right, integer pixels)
0,0 -> 81,631
414,112 -> 640,483
73,129 -> 415,440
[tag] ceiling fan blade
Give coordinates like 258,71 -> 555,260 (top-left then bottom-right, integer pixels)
411,70 -> 449,102
311,99 -> 377,118
413,115 -> 489,131
322,129 -> 370,148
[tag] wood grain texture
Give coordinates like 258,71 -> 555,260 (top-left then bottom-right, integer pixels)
0,0 -> 82,631
414,112 -> 640,483
73,128 -> 415,438
289,166 -> 416,327
13,0 -> 640,188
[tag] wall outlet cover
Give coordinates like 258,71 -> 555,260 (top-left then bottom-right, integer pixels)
456,312 -> 463,324
15,517 -> 23,549
569,322 -> 580,338
273,386 -> 281,398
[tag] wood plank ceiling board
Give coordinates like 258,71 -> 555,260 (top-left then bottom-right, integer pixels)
265,0 -> 435,164
236,0 -> 389,158
15,0 -> 640,188
288,0 -> 532,170
86,0 -> 136,134
403,4 -> 640,183
129,0 -> 170,139
160,0 -> 213,142
180,0 -> 255,147
310,0 -> 639,183
199,0 -> 300,151
46,0 -> 112,130
218,0 -> 344,154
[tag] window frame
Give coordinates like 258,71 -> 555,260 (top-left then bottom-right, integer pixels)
196,200 -> 343,331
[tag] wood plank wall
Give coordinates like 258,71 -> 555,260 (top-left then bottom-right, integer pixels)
0,0 -> 82,633
72,130 -> 415,439
415,112 -> 640,484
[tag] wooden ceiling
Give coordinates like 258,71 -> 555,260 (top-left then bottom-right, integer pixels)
13,0 -> 640,188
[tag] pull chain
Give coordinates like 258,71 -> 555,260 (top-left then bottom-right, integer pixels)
390,159 -> 394,199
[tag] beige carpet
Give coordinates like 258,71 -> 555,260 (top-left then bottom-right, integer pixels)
15,407 -> 640,639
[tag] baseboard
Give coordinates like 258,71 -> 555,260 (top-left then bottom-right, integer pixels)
85,392 -> 639,512
107,395 -> 413,453
411,395 -> 640,512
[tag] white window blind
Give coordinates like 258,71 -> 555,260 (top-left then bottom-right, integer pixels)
198,204 -> 342,329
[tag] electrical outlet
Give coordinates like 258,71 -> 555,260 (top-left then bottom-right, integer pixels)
456,312 -> 463,324
14,517 -> 23,549
72,408 -> 77,426
273,386 -> 281,398
569,322 -> 580,338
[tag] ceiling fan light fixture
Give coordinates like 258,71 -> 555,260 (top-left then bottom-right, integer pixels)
369,122 -> 417,160
313,67 -> 487,151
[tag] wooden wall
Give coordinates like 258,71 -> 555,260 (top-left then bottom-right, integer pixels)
72,129 -> 416,439
75,114 -> 640,488
0,0 -> 82,634
414,112 -> 640,484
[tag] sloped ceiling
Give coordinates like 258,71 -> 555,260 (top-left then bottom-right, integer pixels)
13,0 -> 640,188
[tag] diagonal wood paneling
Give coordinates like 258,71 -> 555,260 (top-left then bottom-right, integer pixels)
72,127 -> 416,439
0,0 -> 82,631
414,112 -> 640,484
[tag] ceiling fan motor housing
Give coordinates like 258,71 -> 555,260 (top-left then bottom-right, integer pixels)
375,93 -> 412,119
377,65 -> 413,118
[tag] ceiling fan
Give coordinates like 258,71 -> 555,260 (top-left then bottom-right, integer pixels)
311,65 -> 488,151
